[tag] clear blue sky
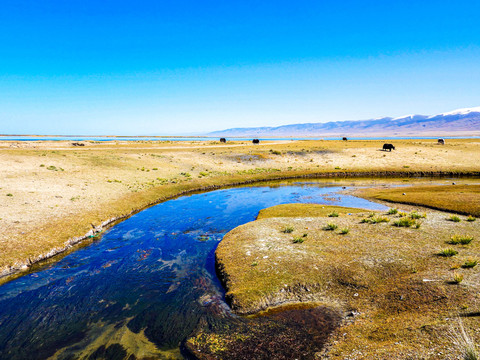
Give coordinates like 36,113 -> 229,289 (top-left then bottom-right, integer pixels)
1,0 -> 480,135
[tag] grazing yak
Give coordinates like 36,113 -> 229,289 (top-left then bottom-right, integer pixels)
219,138 -> 226,143
252,139 -> 260,144
383,143 -> 395,151
438,138 -> 445,145
342,137 -> 348,141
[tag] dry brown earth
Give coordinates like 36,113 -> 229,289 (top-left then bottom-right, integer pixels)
0,138 -> 479,280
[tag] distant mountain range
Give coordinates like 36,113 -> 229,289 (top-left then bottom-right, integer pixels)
208,107 -> 480,137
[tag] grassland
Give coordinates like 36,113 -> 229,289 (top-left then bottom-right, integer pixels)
215,204 -> 480,359
0,138 -> 479,281
356,184 -> 480,216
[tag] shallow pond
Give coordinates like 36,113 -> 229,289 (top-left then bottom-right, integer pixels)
0,182 -> 388,359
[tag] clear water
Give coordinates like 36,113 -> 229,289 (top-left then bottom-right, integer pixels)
0,183 -> 387,359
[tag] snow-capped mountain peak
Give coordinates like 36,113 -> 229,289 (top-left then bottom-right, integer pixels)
435,106 -> 480,117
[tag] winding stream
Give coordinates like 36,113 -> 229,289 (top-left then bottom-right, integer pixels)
0,181 -> 388,359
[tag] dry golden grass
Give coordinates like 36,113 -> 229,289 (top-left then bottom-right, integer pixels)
257,203 -> 366,219
357,184 -> 480,216
1,138 -> 479,279
215,204 -> 480,359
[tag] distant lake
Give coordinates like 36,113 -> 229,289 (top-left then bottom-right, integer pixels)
1,135 -> 478,142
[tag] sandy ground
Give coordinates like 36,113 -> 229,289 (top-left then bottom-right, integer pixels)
0,138 -> 479,278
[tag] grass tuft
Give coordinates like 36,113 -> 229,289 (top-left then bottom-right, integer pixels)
361,216 -> 390,224
452,272 -> 464,284
448,235 -> 474,245
387,208 -> 398,215
409,211 -> 426,219
462,259 -> 478,269
323,223 -> 338,231
466,215 -> 476,222
328,211 -> 339,217
340,228 -> 349,235
281,226 -> 294,234
448,215 -> 462,222
392,217 -> 417,227
438,248 -> 458,257
292,236 -> 305,243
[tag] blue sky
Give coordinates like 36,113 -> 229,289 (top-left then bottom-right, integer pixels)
1,0 -> 480,135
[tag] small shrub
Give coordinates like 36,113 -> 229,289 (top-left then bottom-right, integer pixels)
393,218 -> 417,227
371,216 -> 390,224
360,218 -> 370,224
251,261 -> 258,267
6,193 -> 13,197
438,248 -> 458,257
448,215 -> 461,222
452,272 -> 464,284
409,211 -> 426,219
39,164 -> 45,167
324,223 -> 338,231
302,233 -> 308,237
340,228 -> 349,235
462,259 -> 478,269
328,211 -> 339,217
292,236 -> 305,243
46,165 -> 57,171
448,235 -> 474,245
398,211 -> 408,217
282,226 -> 294,234
270,150 -> 282,155
466,215 -> 476,222
387,208 -> 398,215
414,222 -> 422,229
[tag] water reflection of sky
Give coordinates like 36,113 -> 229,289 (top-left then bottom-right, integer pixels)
0,183 -> 388,360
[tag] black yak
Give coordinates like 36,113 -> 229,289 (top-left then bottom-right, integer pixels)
220,138 -> 226,143
383,143 -> 395,151
438,138 -> 445,145
342,137 -> 348,141
252,139 -> 260,144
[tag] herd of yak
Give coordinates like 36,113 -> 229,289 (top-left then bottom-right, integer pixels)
218,137 -> 446,150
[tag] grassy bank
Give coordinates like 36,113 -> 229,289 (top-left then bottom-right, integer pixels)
1,138 -> 479,280
214,204 -> 480,359
356,184 -> 480,216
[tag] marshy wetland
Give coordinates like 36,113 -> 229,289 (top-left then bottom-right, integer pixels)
0,139 -> 479,359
